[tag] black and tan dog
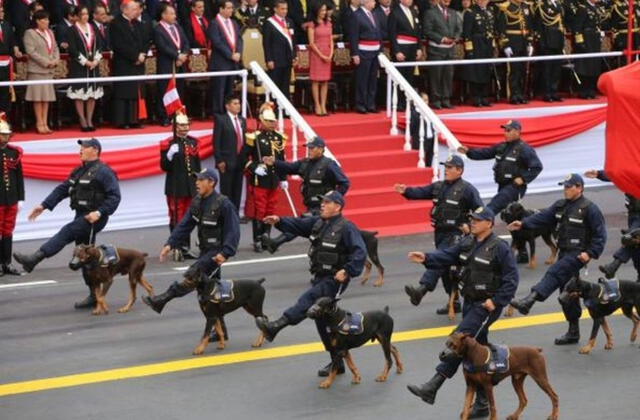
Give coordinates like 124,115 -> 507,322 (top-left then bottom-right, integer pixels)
192,273 -> 267,355
306,297 -> 403,389
500,202 -> 558,269
359,230 -> 385,287
445,332 -> 559,420
70,244 -> 154,315
559,276 -> 640,354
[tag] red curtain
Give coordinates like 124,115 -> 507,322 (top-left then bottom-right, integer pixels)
599,61 -> 640,198
22,135 -> 213,181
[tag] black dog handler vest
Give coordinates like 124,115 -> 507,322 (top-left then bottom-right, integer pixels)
308,216 -> 348,276
431,179 -> 469,230
555,196 -> 592,252
459,235 -> 503,301
493,141 -> 524,185
299,156 -> 333,207
69,161 -> 107,213
190,194 -> 225,251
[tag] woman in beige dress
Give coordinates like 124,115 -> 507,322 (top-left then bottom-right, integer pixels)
23,9 -> 60,134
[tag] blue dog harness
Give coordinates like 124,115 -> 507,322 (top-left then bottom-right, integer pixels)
97,244 -> 120,267
463,344 -> 510,374
337,312 -> 364,335
210,279 -> 235,303
585,278 -> 621,309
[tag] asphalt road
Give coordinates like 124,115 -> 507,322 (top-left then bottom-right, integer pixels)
1,186 -> 638,420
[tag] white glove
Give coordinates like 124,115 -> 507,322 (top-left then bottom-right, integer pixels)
18,201 -> 24,210
280,180 -> 289,190
166,143 -> 179,161
526,45 -> 534,57
254,165 -> 268,176
504,47 -> 513,57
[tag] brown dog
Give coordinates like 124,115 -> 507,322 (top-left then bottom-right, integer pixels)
446,332 -> 559,420
70,244 -> 154,315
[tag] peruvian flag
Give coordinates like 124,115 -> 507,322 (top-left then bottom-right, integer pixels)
163,76 -> 183,116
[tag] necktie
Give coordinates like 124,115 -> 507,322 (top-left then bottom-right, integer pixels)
170,25 -> 178,40
443,8 -> 448,21
405,7 -> 414,28
234,116 -> 243,154
366,11 -> 376,27
0,26 -> 3,43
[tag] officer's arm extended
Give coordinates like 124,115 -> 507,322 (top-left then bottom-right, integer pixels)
403,184 -> 435,200
492,242 -> 519,307
519,146 -> 543,184
586,205 -> 607,259
466,144 -> 499,160
274,159 -> 302,177
596,170 -> 611,182
423,243 -> 463,269
220,200 -> 241,258
96,167 -> 122,216
342,224 -> 367,278
329,161 -> 351,195
276,216 -> 319,238
167,209 -> 197,249
521,204 -> 557,231
41,178 -> 74,210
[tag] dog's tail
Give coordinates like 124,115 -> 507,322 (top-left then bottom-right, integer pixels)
536,347 -> 543,353
257,278 -> 266,284
383,305 -> 389,314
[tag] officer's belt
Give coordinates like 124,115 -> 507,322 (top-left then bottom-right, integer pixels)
505,30 -> 529,35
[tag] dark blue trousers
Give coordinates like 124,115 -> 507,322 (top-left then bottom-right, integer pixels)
39,214 -> 108,257
613,214 -> 640,276
172,248 -> 222,298
419,229 -> 462,294
355,55 -> 379,110
532,251 -> 584,322
486,183 -> 527,215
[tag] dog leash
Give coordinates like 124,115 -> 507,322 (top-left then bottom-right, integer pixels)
473,314 -> 491,340
88,224 -> 95,246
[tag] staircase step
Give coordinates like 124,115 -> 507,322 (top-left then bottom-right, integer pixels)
343,187 -> 411,208
339,149 -> 422,172
348,167 -> 433,189
344,201 -> 433,229
325,135 -> 406,154
314,120 -> 391,138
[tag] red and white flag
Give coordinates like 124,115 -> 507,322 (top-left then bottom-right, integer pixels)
163,76 -> 183,116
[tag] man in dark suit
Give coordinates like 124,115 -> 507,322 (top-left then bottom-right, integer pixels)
423,0 -> 462,109
184,0 -> 209,48
214,95 -> 247,212
388,0 -> 423,107
349,0 -> 383,113
54,4 -> 77,53
208,0 -> 243,114
110,0 -> 147,128
154,3 -> 189,126
262,0 -> 297,101
287,0 -> 306,43
92,2 -> 111,50
373,0 -> 392,40
0,4 -> 22,114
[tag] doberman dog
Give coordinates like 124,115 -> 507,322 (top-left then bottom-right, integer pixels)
559,276 -> 640,354
306,297 -> 403,389
359,230 -> 385,287
501,202 -> 558,270
445,332 -> 559,420
192,272 -> 267,355
69,244 -> 154,315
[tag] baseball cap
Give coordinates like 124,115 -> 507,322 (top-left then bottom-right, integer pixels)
558,173 -> 584,187
470,206 -> 495,221
193,168 -> 219,182
77,138 -> 102,153
318,190 -> 345,207
440,155 -> 464,168
305,137 -> 326,148
500,120 -> 522,131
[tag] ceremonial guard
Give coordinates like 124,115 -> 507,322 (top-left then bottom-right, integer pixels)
461,0 -> 496,107
0,113 -> 23,276
533,0 -> 566,102
234,0 -> 269,32
609,0 -> 640,66
573,0 -> 607,98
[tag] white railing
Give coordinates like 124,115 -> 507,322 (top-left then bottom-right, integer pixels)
0,70 -> 250,118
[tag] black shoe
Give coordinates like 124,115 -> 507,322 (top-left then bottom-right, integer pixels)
180,248 -> 198,260
117,124 -> 130,129
13,250 -> 45,273
436,300 -> 461,315
366,107 -> 377,113
599,259 -> 622,279
74,293 -> 97,309
481,99 -> 492,107
356,107 -> 368,114
253,242 -> 263,253
519,97 -> 529,104
510,291 -> 539,315
516,251 -> 530,264
473,101 -> 483,108
405,284 -> 429,306
160,119 -> 171,127
262,234 -> 288,254
256,315 -> 289,342
469,388 -> 490,418
543,95 -> 554,103
552,95 -> 563,102
407,373 -> 446,405
317,360 -> 345,377
2,264 -> 21,275
142,289 -> 176,314
81,126 -> 92,132
129,123 -> 143,129
554,320 -> 580,345
509,98 -> 520,105
88,125 -> 96,132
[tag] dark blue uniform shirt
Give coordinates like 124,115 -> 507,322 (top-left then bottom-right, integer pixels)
467,139 -> 543,184
403,178 -> 483,211
275,157 -> 351,195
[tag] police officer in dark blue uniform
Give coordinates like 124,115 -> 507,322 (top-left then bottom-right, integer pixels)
509,173 -> 607,345
255,191 -> 367,376
584,169 -> 640,280
261,136 -> 351,253
14,138 -> 121,308
399,155 -> 483,315
407,206 -> 518,417
143,168 -> 240,317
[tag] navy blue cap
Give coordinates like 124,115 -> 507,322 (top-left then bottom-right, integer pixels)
501,119 -> 522,131
318,190 -> 345,207
77,138 -> 102,153
305,136 -> 326,148
440,155 -> 464,168
193,168 -> 219,182
470,206 -> 495,221
558,173 -> 584,187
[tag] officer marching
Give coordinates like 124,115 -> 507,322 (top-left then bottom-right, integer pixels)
244,103 -> 287,252
160,107 -> 201,260
14,138 -> 121,309
407,207 -> 518,418
255,191 -> 367,377
509,173 -> 607,345
0,112 -> 24,276
398,155 -> 483,316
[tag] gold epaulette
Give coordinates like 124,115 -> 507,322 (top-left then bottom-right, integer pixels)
498,1 -> 510,12
464,40 -> 474,51
245,131 -> 259,146
575,33 -> 584,43
278,131 -> 288,148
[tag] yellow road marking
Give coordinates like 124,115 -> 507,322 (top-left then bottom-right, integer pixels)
0,309 -> 621,397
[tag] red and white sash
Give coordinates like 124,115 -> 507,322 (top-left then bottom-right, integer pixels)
268,16 -> 292,49
75,22 -> 95,52
159,21 -> 181,50
397,35 -> 418,45
216,14 -> 237,53
35,29 -> 54,54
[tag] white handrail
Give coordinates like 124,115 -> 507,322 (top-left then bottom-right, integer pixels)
394,51 -> 624,67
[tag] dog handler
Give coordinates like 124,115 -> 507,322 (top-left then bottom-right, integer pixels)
255,190 -> 367,377
14,138 -> 121,309
407,207 -> 518,417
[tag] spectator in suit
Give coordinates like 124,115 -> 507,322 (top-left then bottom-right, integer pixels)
87,0 -> 116,21
208,0 -> 243,114
9,0 -> 45,51
136,0 -> 154,50
262,0 -> 297,100
337,0 -> 361,38
0,4 -> 23,115
184,0 -> 209,48
214,95 -> 247,212
307,1 -> 333,116
54,3 -> 78,53
388,0 -> 423,107
373,0 -> 391,40
287,0 -> 306,43
349,0 -> 383,113
154,2 -> 189,126
92,3 -> 111,50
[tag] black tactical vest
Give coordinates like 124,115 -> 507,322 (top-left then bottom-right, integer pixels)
459,235 -> 503,301
308,216 -> 348,275
190,194 -> 225,251
555,196 -> 592,252
300,156 -> 333,207
625,194 -> 640,215
69,161 -> 106,213
493,141 -> 524,185
430,179 -> 469,230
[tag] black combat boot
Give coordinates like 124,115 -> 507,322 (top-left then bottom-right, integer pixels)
404,284 -> 430,306
1,237 -> 21,275
262,234 -> 288,254
510,291 -> 540,315
554,320 -> 580,345
516,247 -> 529,264
74,290 -> 97,309
13,250 -> 45,273
436,298 -> 461,315
317,358 -> 346,377
599,258 -> 622,279
255,315 -> 289,342
252,220 -> 263,253
142,282 -> 183,314
407,373 -> 446,405
469,387 -> 490,418
209,317 -> 229,342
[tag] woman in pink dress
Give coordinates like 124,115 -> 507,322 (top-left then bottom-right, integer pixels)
307,2 -> 333,116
